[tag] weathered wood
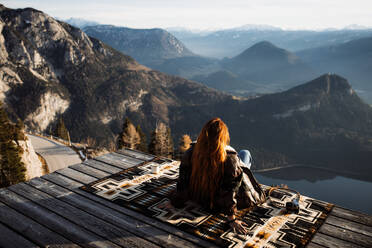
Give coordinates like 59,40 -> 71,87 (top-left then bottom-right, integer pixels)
116,148 -> 155,161
27,177 -> 199,248
42,171 -> 217,248
318,223 -> 372,247
0,188 -> 119,248
94,153 -> 142,169
8,183 -> 160,248
83,159 -> 123,174
306,242 -> 326,248
310,232 -> 363,248
0,199 -> 80,248
331,206 -> 372,227
69,163 -> 110,179
0,222 -> 40,248
325,215 -> 372,238
56,167 -> 97,184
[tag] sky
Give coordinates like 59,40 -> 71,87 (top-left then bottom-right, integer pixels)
2,0 -> 372,30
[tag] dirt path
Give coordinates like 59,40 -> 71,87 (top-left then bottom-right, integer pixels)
27,134 -> 82,173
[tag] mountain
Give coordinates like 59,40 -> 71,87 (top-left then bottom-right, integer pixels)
222,41 -> 316,87
297,36 -> 372,104
169,28 -> 372,58
0,5 -> 228,147
64,18 -> 99,28
82,25 -> 220,80
173,74 -> 372,174
83,25 -> 195,67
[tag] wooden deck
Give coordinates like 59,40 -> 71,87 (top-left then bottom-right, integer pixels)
0,149 -> 371,248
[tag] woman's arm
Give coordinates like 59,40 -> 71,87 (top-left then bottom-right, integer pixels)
215,155 -> 243,214
217,155 -> 250,234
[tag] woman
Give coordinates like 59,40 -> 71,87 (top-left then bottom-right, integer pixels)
172,118 -> 266,234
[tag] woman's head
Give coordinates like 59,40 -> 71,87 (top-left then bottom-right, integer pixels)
196,118 -> 230,157
189,118 -> 230,208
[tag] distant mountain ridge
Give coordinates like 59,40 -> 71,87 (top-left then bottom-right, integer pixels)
223,41 -> 315,84
191,41 -> 316,96
83,25 -> 195,66
170,28 -> 372,58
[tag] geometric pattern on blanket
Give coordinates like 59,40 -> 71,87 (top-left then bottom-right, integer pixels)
81,158 -> 333,248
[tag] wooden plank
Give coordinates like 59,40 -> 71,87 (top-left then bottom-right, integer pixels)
0,188 -> 120,248
8,183 -> 160,248
116,148 -> 155,161
331,206 -> 372,227
27,177 -> 199,248
56,167 -> 97,184
69,163 -> 110,179
83,160 -> 123,174
306,242 -> 326,248
94,153 -> 142,169
42,172 -> 217,248
318,223 -> 372,247
0,222 -> 40,248
325,215 -> 372,238
310,232 -> 363,248
0,200 -> 80,248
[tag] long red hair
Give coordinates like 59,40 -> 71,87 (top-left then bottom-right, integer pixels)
189,118 -> 230,208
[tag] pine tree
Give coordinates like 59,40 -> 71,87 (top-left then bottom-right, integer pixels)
54,117 -> 69,141
0,103 -> 26,188
136,125 -> 147,152
117,118 -> 140,149
148,122 -> 174,158
177,134 -> 192,159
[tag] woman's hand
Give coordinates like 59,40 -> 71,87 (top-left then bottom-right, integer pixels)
229,219 -> 249,235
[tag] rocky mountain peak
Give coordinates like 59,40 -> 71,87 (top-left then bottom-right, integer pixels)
289,73 -> 353,96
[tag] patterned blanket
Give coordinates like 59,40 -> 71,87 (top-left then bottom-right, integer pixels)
81,158 -> 333,248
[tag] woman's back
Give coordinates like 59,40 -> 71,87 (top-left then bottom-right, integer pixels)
175,144 -> 264,215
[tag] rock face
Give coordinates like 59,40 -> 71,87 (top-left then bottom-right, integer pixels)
83,25 -> 195,67
18,137 -> 43,180
0,5 -> 227,146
